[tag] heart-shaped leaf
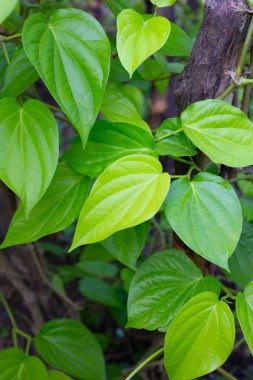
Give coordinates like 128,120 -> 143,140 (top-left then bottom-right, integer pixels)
164,173 -> 242,269
0,347 -> 48,380
0,98 -> 59,215
236,282 -> 253,354
116,9 -> 170,77
164,292 -> 235,380
35,319 -> 106,380
127,250 -> 221,330
70,154 -> 170,250
181,99 -> 253,167
22,9 -> 111,146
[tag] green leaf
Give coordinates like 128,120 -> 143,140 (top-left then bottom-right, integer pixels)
127,250 -> 221,330
155,118 -> 197,157
164,292 -> 235,380
164,173 -> 242,270
0,347 -> 48,380
116,9 -> 170,77
229,222 -> 253,288
77,261 -> 118,277
0,0 -> 18,23
79,276 -> 124,309
160,22 -> 193,57
181,99 -> 253,167
35,319 -> 106,380
0,43 -> 16,88
101,83 -> 150,131
80,243 -> 114,262
0,98 -> 59,215
150,0 -> 176,7
63,120 -> 155,178
48,371 -> 73,380
236,282 -> 253,354
121,268 -> 135,292
70,154 -> 170,250
1,163 -> 90,248
22,9 -> 110,146
101,222 -> 150,269
1,48 -> 39,97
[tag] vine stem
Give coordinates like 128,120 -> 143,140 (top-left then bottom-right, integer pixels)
3,33 -> 22,42
125,347 -> 164,380
236,15 -> 253,81
0,292 -> 18,346
217,367 -> 238,380
1,41 -> 10,64
155,127 -> 183,142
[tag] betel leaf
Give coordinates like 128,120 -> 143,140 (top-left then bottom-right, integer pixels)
229,221 -> 253,288
63,120 -> 155,178
35,319 -> 106,380
0,98 -> 59,215
150,0 -> 176,7
127,250 -> 221,330
236,282 -> 253,354
101,222 -> 150,269
160,22 -> 193,57
164,173 -> 242,270
79,276 -> 124,309
0,347 -> 48,380
70,154 -> 170,250
116,9 -> 170,77
0,0 -> 18,23
48,371 -> 73,380
1,163 -> 90,248
164,292 -> 235,380
155,118 -> 197,157
80,244 -> 113,262
181,99 -> 253,167
22,9 -> 111,146
101,83 -> 150,131
1,48 -> 39,97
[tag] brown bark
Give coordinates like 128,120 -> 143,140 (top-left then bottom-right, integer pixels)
173,0 -> 251,272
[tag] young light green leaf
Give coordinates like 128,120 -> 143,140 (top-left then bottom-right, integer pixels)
150,0 -> 176,7
22,9 -> 110,146
0,347 -> 48,380
1,163 -> 90,248
79,276 -> 124,309
155,118 -> 197,157
164,173 -> 242,270
1,48 -> 39,97
0,0 -> 18,23
63,120 -> 155,178
35,319 -> 106,380
48,371 -> 73,380
159,22 -> 193,57
181,99 -> 253,167
0,98 -> 59,215
165,292 -> 235,380
101,222 -> 150,269
70,154 -> 170,250
127,250 -> 221,330
229,221 -> 253,288
101,83 -> 150,131
236,282 -> 253,354
116,9 -> 170,77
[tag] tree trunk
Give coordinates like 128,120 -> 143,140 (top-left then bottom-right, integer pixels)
173,0 -> 251,272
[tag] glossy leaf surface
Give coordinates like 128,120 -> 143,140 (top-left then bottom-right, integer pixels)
22,9 -> 110,146
164,293 -> 235,380
127,250 -> 221,330
165,173 -> 242,269
236,282 -> 253,354
71,155 -> 170,250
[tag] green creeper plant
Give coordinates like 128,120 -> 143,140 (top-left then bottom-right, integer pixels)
0,0 -> 253,379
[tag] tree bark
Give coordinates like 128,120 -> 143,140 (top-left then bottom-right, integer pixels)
175,0 -> 251,113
